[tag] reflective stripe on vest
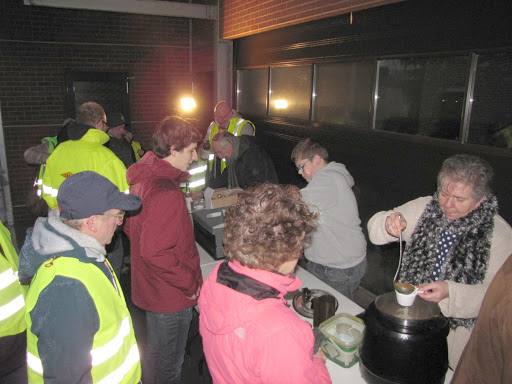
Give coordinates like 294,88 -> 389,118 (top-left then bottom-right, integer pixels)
180,178 -> 205,190
27,316 -> 138,382
0,293 -> 24,322
0,222 -> 27,338
0,267 -> 19,290
96,344 -> 140,384
42,184 -> 58,197
90,316 -> 131,365
25,258 -> 141,383
189,165 -> 207,175
0,267 -> 25,322
27,351 -> 43,374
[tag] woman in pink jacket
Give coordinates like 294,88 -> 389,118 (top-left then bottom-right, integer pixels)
198,183 -> 332,384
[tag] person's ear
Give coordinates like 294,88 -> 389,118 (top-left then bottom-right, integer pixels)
86,216 -> 98,232
475,195 -> 486,208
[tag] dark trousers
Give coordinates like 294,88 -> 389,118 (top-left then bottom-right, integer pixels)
142,308 -> 193,384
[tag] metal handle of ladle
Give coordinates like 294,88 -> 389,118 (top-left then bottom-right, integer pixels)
393,215 -> 403,282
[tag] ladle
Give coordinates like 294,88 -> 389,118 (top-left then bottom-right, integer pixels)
392,216 -> 418,295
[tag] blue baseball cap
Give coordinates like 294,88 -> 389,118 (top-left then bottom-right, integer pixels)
57,171 -> 141,220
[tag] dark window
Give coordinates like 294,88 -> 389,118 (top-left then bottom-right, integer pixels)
467,52 -> 512,149
374,56 -> 469,140
65,72 -> 130,123
269,66 -> 312,120
236,69 -> 268,115
313,61 -> 375,127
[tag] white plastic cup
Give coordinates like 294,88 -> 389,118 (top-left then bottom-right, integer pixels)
395,287 -> 418,306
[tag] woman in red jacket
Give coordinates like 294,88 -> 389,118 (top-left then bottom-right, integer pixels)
125,116 -> 202,384
199,183 -> 332,384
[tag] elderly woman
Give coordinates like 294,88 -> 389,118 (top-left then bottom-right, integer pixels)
198,183 -> 331,384
367,154 -> 512,368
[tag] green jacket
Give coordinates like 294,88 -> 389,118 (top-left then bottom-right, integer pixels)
42,129 -> 129,209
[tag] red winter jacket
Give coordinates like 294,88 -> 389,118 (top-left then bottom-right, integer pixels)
199,260 -> 331,384
125,152 -> 202,312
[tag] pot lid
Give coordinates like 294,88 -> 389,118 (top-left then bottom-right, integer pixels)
292,288 -> 339,318
375,292 -> 441,321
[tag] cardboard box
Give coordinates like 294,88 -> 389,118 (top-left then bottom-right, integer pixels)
206,188 -> 243,209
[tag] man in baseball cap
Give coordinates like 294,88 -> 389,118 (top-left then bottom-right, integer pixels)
18,171 -> 142,383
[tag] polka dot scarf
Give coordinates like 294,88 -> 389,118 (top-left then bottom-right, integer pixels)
400,192 -> 497,330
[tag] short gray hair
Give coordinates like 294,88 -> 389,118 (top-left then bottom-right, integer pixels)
437,154 -> 493,200
212,131 -> 236,149
62,218 -> 85,230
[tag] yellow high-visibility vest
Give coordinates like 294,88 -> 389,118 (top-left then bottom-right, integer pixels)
25,257 -> 141,383
0,222 -> 26,338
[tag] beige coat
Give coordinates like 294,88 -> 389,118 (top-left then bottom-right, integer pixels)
367,196 -> 512,369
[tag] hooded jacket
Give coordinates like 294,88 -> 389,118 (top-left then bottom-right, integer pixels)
125,151 -> 202,312
300,162 -> 366,269
42,127 -> 129,209
18,215 -> 140,383
198,261 -> 331,384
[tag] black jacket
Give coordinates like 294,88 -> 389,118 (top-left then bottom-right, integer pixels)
210,136 -> 279,189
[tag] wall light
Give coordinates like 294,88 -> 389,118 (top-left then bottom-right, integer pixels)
274,99 -> 288,109
180,97 -> 196,112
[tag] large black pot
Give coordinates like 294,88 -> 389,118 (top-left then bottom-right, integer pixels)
359,292 -> 449,384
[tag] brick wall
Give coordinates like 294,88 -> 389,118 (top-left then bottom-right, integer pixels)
220,0 -> 402,39
0,0 -> 213,241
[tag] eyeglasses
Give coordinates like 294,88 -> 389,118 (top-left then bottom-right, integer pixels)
97,118 -> 108,127
296,158 -> 311,172
100,213 -> 125,223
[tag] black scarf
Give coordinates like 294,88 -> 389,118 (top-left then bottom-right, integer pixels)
400,192 -> 497,330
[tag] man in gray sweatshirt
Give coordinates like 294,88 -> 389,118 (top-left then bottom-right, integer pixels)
291,139 -> 367,300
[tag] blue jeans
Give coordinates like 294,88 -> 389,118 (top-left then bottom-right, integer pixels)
143,308 -> 193,384
307,258 -> 367,300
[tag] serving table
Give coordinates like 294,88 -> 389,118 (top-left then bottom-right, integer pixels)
196,243 -> 454,383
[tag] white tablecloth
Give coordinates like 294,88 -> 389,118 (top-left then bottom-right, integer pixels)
197,242 -> 453,383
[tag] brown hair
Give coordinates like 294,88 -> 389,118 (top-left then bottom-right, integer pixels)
223,183 -> 318,271
152,115 -> 202,158
76,102 -> 105,126
291,138 -> 329,163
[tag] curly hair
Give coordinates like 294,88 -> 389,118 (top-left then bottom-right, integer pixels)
152,115 -> 202,158
223,183 -> 318,271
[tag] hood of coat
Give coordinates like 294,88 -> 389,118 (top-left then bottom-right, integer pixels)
315,161 -> 354,187
66,120 -> 97,141
198,260 -> 302,335
18,215 -> 107,284
126,151 -> 191,186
